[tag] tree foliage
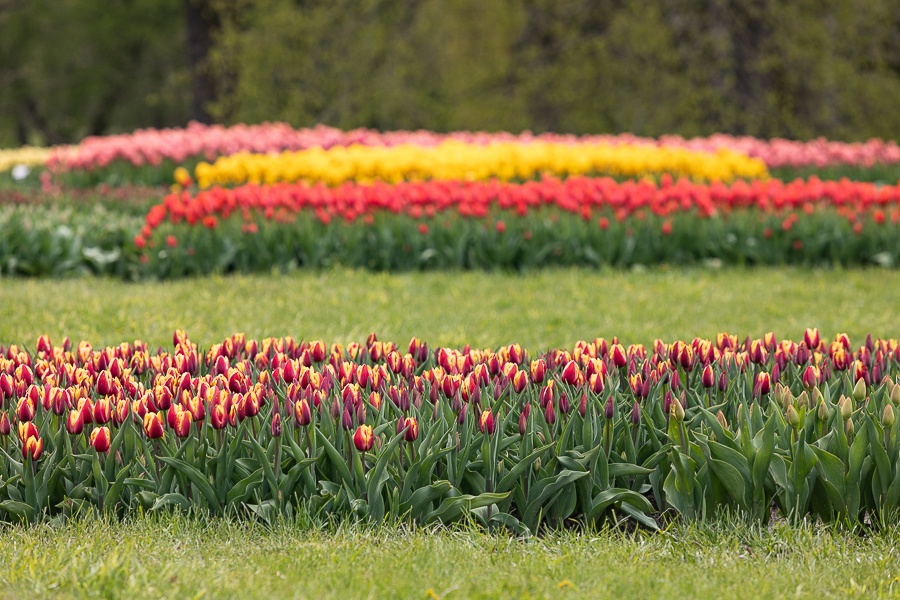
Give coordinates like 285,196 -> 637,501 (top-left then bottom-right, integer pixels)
2,0 -> 899,144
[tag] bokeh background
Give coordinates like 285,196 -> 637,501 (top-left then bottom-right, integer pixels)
2,0 -> 900,145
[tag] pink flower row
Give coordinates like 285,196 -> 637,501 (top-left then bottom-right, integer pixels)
47,122 -> 900,171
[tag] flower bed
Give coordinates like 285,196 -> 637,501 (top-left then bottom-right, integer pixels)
0,330 -> 897,531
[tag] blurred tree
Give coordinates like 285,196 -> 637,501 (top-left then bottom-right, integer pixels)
1,0 -> 899,144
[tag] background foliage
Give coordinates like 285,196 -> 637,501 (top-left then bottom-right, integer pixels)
2,0 -> 900,146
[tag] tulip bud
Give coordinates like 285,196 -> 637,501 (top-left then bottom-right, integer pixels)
817,399 -> 829,421
786,405 -> 801,428
518,406 -> 529,436
533,457 -> 541,473
559,392 -> 570,415
341,404 -> 353,431
845,418 -> 854,437
852,378 -> 867,402
631,401 -> 640,425
812,387 -> 824,407
295,398 -> 311,426
479,409 -> 496,435
271,412 -> 282,437
90,426 -> 111,453
0,413 -> 9,436
671,396 -> 685,422
884,404 -> 896,429
544,400 -> 556,426
579,393 -> 587,418
353,424 -> 374,452
840,395 -> 853,420
891,382 -> 900,406
402,417 -> 418,442
604,396 -> 614,420
796,390 -> 809,411
701,365 -> 715,389
708,412 -> 724,434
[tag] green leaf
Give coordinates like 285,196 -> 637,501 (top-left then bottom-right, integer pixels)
157,456 -> 222,515
400,480 -> 453,518
227,468 -> 265,507
424,492 -> 509,524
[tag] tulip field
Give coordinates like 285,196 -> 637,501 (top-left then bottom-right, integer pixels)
2,123 -> 900,277
3,123 -> 900,597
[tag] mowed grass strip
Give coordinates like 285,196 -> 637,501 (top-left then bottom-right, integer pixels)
0,267 -> 897,349
0,516 -> 897,600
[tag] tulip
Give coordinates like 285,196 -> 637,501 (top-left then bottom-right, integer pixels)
174,410 -> 193,438
512,370 -> 528,394
839,396 -> 853,420
479,409 -> 496,435
883,404 -> 896,428
518,404 -> 530,435
804,328 -> 820,350
211,404 -> 228,430
544,400 -> 556,426
295,398 -> 311,426
271,412 -> 282,437
701,365 -> 715,389
90,426 -> 111,453
786,405 -> 801,428
18,421 -> 38,444
604,396 -> 614,420
716,410 -> 728,430
0,413 -> 9,436
610,344 -> 627,369
93,396 -> 112,425
530,359 -> 546,384
851,378 -> 866,402
402,417 -> 418,442
561,360 -> 580,385
143,412 -> 165,439
23,435 -> 43,462
66,410 -> 84,435
630,401 -> 641,425
353,424 -> 374,452
671,396 -> 685,422
15,398 -> 35,422
187,395 -> 206,423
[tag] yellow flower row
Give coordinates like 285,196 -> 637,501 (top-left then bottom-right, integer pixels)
193,141 -> 769,188
0,146 -> 51,173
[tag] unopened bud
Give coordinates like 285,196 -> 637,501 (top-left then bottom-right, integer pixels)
852,378 -> 867,403
840,395 -> 852,420
786,405 -> 801,428
817,399 -> 829,421
716,410 -> 728,431
891,383 -> 900,406
845,418 -> 854,437
883,404 -> 896,428
533,457 -> 541,473
812,387 -> 824,407
796,390 -> 809,411
671,396 -> 685,422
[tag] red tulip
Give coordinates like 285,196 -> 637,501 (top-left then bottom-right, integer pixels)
66,410 -> 84,435
90,426 -> 111,453
143,412 -> 165,439
402,417 -> 418,442
23,435 -> 43,462
479,409 -> 496,435
353,424 -> 374,452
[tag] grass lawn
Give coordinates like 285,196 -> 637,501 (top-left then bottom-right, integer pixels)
1,266 -> 898,350
2,265 -> 900,598
3,516 -> 899,600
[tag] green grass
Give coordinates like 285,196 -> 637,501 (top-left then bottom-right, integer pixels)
0,266 -> 898,350
0,516 -> 897,599
3,265 -> 900,596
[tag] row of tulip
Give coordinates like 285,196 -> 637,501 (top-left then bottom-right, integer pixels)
2,185 -> 900,278
189,142 -> 769,189
0,330 -> 898,531
39,123 -> 900,173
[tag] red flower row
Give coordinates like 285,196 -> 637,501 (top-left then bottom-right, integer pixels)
138,175 -> 900,244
